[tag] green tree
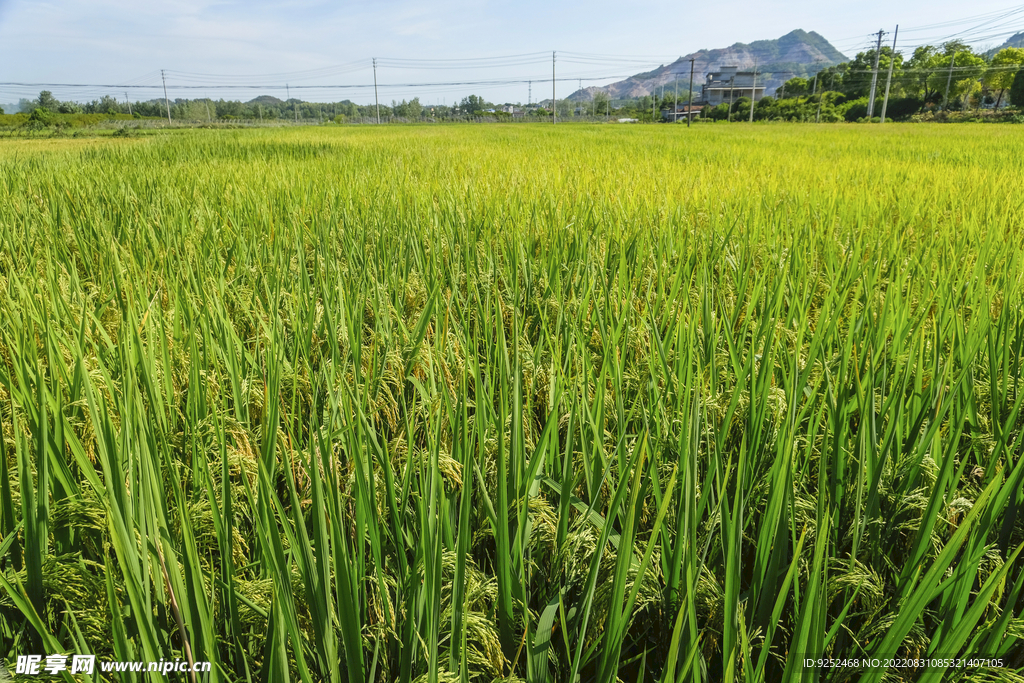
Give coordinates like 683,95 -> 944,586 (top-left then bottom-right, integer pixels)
835,48 -> 904,100
813,63 -> 848,96
930,53 -> 986,108
939,39 -> 973,56
987,48 -> 1024,107
99,94 -> 122,115
459,95 -> 487,114
779,77 -> 809,98
731,96 -> 751,116
905,46 -> 940,100
753,95 -> 776,120
706,102 -> 730,120
28,107 -> 55,126
392,98 -> 423,118
36,90 -> 58,111
635,95 -> 654,120
923,42 -> 986,108
215,99 -> 244,118
1010,69 -> 1024,108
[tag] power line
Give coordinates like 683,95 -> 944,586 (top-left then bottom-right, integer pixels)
909,5 -> 1024,39
0,75 -> 644,92
165,62 -> 370,83
900,4 -> 1024,32
9,19 -> 1023,113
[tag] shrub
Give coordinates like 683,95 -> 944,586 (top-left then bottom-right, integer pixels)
841,97 -> 869,121
706,103 -> 730,121
1010,69 -> 1024,108
29,107 -> 55,126
879,97 -> 924,121
731,96 -> 752,114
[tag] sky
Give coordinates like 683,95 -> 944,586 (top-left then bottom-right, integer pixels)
1,0 -> 1022,108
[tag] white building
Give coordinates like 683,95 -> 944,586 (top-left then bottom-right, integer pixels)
701,66 -> 766,106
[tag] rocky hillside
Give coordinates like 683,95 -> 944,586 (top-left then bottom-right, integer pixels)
987,32 -> 1024,57
569,29 -> 846,101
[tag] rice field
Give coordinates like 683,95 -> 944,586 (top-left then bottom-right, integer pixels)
0,123 -> 1023,682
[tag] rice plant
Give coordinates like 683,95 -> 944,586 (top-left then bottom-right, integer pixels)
0,124 -> 1023,682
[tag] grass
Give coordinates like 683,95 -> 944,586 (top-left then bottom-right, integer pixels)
0,123 -> 1023,682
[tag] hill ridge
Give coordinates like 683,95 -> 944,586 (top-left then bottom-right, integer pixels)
568,29 -> 847,101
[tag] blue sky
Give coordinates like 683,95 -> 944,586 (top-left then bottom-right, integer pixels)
1,0 -> 1022,107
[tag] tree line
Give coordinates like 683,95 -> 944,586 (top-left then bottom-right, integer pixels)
3,93 -> 557,122
690,41 -> 1024,122
3,40 -> 1022,124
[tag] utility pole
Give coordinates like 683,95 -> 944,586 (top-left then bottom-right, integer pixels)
161,70 -> 171,124
372,59 -> 381,123
813,59 -> 824,123
674,69 -> 679,123
749,60 -> 758,122
815,71 -> 823,123
867,29 -> 885,118
687,58 -> 694,128
729,76 -> 735,121
124,92 -> 132,116
943,52 -> 957,110
579,78 -> 583,117
880,25 -> 899,123
528,80 -> 531,105
205,97 -> 211,122
552,51 -> 556,124
258,104 -> 263,122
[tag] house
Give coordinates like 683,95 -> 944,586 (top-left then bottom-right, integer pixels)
700,66 -> 766,106
662,104 -> 704,122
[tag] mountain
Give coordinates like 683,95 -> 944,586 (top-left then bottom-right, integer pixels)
247,95 -> 286,106
568,30 -> 847,101
987,32 -> 1024,57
